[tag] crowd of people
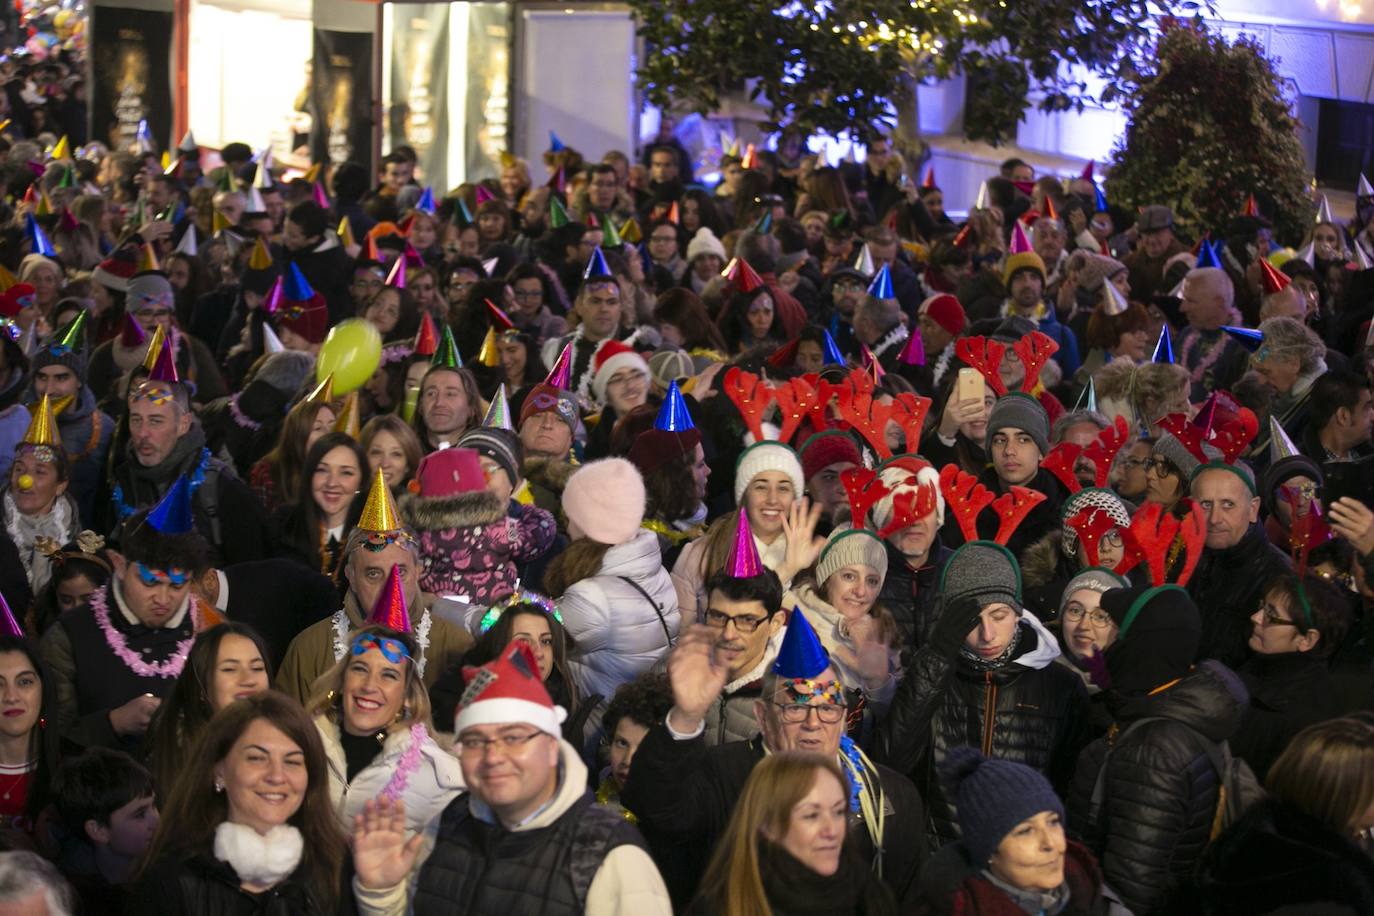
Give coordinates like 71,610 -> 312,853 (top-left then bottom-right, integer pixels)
0,43 -> 1369,916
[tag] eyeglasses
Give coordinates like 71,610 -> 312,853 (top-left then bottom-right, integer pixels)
1062,605 -> 1113,628
770,702 -> 845,724
1144,457 -> 1179,478
607,371 -> 645,390
1256,601 -> 1301,629
457,730 -> 545,756
1118,457 -> 1148,470
703,609 -> 769,633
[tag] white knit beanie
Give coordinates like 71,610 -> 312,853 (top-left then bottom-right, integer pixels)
562,458 -> 646,545
733,442 -> 805,504
686,227 -> 727,264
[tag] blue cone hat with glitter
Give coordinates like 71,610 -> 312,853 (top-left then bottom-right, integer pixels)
147,475 -> 195,534
654,380 -> 695,432
1222,325 -> 1263,353
1151,326 -> 1174,364
822,330 -> 846,366
867,264 -> 894,300
1195,240 -> 1222,270
284,263 -> 314,301
583,246 -> 613,280
772,608 -> 830,678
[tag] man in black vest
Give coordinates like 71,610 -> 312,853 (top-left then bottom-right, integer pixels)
42,485 -> 210,752
351,642 -> 673,916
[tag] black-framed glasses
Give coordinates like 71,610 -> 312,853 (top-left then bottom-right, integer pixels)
1144,457 -> 1179,478
1062,605 -> 1113,628
703,609 -> 769,633
1256,601 -> 1301,629
456,731 -> 545,756
770,702 -> 845,724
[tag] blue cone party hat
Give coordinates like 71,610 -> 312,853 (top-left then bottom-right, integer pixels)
821,330 -> 846,366
147,475 -> 195,534
549,131 -> 566,153
772,608 -> 830,678
1195,240 -> 1222,270
415,187 -> 436,216
654,380 -> 695,432
454,198 -> 475,228
1222,325 -> 1263,353
24,214 -> 55,257
867,264 -> 894,300
1094,185 -> 1108,213
583,245 -> 613,281
284,263 -> 314,301
1151,326 -> 1174,364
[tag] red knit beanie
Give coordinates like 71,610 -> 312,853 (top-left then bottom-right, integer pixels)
799,429 -> 862,481
920,294 -> 966,337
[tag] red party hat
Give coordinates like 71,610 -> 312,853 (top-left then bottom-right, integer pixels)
366,564 -> 411,632
413,311 -> 438,357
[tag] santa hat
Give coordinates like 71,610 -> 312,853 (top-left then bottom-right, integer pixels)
92,247 -> 139,292
590,338 -> 650,404
454,642 -> 567,737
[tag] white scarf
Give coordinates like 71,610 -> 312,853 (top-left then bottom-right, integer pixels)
213,822 -> 304,887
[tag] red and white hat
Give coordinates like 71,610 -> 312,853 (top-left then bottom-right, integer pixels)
590,338 -> 650,405
454,642 -> 567,737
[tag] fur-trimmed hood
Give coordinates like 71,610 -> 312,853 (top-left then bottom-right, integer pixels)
1021,529 -> 1069,589
399,487 -> 506,531
522,456 -> 578,493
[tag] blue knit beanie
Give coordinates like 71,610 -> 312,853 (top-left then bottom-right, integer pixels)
942,746 -> 1064,866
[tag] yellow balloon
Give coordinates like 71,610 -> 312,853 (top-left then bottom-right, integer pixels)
316,319 -> 381,395
1267,247 -> 1296,267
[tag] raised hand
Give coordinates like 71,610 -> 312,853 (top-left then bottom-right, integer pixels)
778,497 -> 824,583
665,625 -> 730,734
1330,497 -> 1374,557
353,798 -> 424,890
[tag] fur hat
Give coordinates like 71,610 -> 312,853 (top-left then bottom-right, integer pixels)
733,441 -> 804,504
563,458 -> 646,545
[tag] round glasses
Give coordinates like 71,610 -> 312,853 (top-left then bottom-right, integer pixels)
771,702 -> 845,724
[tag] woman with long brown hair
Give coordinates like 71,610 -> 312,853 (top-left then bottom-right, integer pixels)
248,396 -> 337,514
688,751 -> 895,916
654,287 -> 728,355
130,691 -> 349,914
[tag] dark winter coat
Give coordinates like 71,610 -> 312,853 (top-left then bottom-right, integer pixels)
1190,797 -> 1374,916
128,853 -> 348,916
875,616 -> 1090,850
1231,650 -> 1350,782
1188,524 -> 1292,669
913,839 -> 1131,916
877,540 -> 951,661
1067,660 -> 1249,915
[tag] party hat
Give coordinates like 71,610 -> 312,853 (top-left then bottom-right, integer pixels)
721,257 -> 765,293
337,217 -> 356,249
897,328 -> 925,366
545,166 -> 566,195
358,466 -> 403,533
1093,185 -> 1109,214
548,131 -> 565,153
1080,160 -> 1095,181
474,185 -> 494,206
306,373 -> 334,405
49,135 -> 69,161
1194,239 -> 1221,270
21,394 -> 59,448
1315,194 -> 1334,225
598,214 -> 624,248
50,308 -> 87,355
921,166 -> 936,189
974,180 -> 990,210
485,298 -> 515,331
261,321 -> 285,354
385,254 -> 407,288
583,246 -> 613,280
619,217 -> 642,244
1294,241 -> 1316,268
664,201 -> 680,225
261,276 -> 284,315
312,182 -> 330,210
284,263 -> 314,301
303,163 -> 322,184
34,190 -> 52,218
58,207 -> 78,233
1269,416 -> 1301,463
134,242 -> 158,274
1258,258 -> 1291,295
753,209 -> 773,235
1100,280 -> 1129,316
415,187 -> 436,216
0,589 -> 22,638
366,564 -> 411,632
1241,194 -> 1259,218
1221,325 -> 1263,352
332,391 -> 361,438
147,335 -> 179,383
1360,174 -> 1374,198
432,326 -> 462,369
727,509 -> 764,578
120,313 -> 147,348
477,327 -> 501,367
867,264 -> 894,300
545,343 -> 573,389
1072,377 -> 1098,413
1009,221 -> 1033,254
740,143 -> 759,170
483,384 -> 515,431
725,135 -> 741,157
361,235 -> 382,263
247,237 -> 272,271
1151,326 -> 1174,364
141,325 -> 167,370
174,227 -> 198,256
1043,195 -> 1059,222
244,186 -> 266,214
451,198 -> 475,229
24,214 -> 54,258
549,195 -> 570,228
1354,240 -> 1374,272
655,381 -> 695,432
771,608 -> 829,678
404,243 -> 426,267
413,312 -> 438,357
211,209 -> 231,236
254,157 -> 274,191
853,244 -> 875,276
821,329 -> 846,366
146,475 -> 195,534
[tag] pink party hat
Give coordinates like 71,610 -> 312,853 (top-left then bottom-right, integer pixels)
1009,222 -> 1033,254
898,329 -> 925,366
727,510 -> 764,578
544,342 -> 573,390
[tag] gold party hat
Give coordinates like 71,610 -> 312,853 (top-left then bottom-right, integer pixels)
332,390 -> 361,439
21,395 -> 60,448
306,373 -> 334,405
141,325 -> 166,370
357,467 -> 402,533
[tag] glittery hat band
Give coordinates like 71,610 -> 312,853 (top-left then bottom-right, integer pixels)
529,391 -> 578,421
478,589 -> 564,633
780,678 -> 845,706
15,444 -> 59,463
358,531 -> 416,553
133,381 -> 176,405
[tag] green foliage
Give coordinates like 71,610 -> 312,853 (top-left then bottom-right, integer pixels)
1106,18 -> 1312,245
627,0 -> 1195,145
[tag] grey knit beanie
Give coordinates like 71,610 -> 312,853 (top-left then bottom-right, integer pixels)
943,746 -> 1065,866
1152,432 -> 1218,482
939,541 -> 1022,610
816,528 -> 888,587
253,351 -> 315,399
458,427 -> 523,486
984,392 -> 1050,457
1059,567 -> 1129,618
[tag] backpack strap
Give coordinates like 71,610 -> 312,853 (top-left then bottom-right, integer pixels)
618,576 -> 675,646
1089,716 -> 1169,812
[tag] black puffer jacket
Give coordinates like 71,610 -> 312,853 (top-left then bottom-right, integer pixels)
1066,660 -> 1248,916
1188,524 -> 1292,669
875,615 -> 1091,850
128,853 -> 348,915
1190,796 -> 1374,915
878,540 -> 951,662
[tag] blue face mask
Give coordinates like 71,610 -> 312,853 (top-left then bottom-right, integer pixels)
351,633 -> 410,663
133,562 -> 190,587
